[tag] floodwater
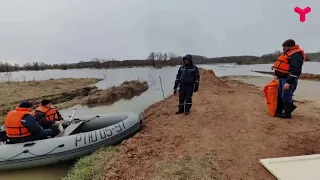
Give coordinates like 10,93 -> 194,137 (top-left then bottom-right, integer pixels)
0,162 -> 72,180
0,62 -> 319,180
232,76 -> 320,107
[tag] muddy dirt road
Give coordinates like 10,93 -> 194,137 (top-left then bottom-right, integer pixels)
103,69 -> 320,180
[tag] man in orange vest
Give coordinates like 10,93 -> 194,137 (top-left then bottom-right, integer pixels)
35,99 -> 66,136
272,39 -> 305,118
5,101 -> 53,143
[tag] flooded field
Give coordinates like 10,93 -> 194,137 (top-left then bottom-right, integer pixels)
231,76 -> 320,103
1,62 -> 320,179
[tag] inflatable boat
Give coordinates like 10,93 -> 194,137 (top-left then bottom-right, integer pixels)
0,112 -> 141,170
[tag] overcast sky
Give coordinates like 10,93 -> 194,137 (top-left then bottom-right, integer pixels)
0,0 -> 319,64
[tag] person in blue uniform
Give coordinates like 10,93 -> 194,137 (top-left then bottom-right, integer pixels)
173,54 -> 200,115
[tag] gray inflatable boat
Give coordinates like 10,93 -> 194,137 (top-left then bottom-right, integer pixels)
0,112 -> 141,170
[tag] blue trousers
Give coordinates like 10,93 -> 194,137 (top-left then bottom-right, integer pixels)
278,78 -> 297,103
178,85 -> 194,112
37,129 -> 54,139
8,129 -> 53,144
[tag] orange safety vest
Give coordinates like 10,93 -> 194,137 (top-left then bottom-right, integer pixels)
5,107 -> 32,138
273,45 -> 305,74
35,105 -> 59,121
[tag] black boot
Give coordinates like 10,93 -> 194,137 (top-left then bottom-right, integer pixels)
175,110 -> 183,114
275,107 -> 283,117
275,111 -> 283,117
184,102 -> 192,115
275,98 -> 283,117
176,104 -> 184,114
281,112 -> 291,118
281,102 -> 297,119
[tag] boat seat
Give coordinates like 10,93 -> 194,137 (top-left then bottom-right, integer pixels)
55,121 -> 84,137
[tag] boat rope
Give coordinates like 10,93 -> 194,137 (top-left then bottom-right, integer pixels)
0,144 -> 64,160
27,144 -> 65,156
0,150 -> 27,160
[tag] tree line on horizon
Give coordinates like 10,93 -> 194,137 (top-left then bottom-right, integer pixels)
0,51 -> 318,73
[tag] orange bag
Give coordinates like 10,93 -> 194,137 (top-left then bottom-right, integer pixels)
263,79 -> 279,116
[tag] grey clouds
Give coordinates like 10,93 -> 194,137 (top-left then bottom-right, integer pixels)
0,0 -> 319,64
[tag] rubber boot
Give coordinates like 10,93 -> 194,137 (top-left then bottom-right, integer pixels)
175,105 -> 184,114
275,98 -> 283,117
281,102 -> 297,119
184,104 -> 191,115
275,111 -> 283,118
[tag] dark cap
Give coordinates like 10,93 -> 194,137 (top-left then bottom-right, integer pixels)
19,101 -> 33,108
41,99 -> 52,106
282,39 -> 295,47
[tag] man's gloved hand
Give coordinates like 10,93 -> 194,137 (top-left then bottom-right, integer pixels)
173,89 -> 177,95
194,82 -> 199,92
194,86 -> 198,92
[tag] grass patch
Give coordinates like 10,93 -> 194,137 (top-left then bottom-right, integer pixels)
62,146 -> 119,180
83,80 -> 149,107
0,79 -> 149,123
57,80 -> 149,109
0,78 -> 101,123
152,153 -> 222,180
0,78 -> 100,104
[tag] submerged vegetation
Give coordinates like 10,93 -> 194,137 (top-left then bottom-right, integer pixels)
0,51 -> 318,73
58,80 -> 149,108
83,81 -> 148,107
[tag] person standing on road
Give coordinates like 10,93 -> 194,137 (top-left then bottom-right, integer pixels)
272,39 -> 305,118
173,54 -> 200,115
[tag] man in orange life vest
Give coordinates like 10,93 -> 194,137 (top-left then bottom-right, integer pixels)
35,99 -> 66,136
5,101 -> 53,143
272,39 -> 305,118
